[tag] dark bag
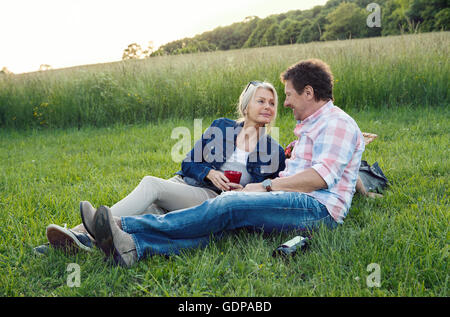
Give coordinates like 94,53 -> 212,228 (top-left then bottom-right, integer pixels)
358,160 -> 389,193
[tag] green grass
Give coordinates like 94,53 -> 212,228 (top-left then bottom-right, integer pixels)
0,32 -> 448,129
0,106 -> 448,296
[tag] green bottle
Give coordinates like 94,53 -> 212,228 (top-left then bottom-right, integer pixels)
272,236 -> 309,258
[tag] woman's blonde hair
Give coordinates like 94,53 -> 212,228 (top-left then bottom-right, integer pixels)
236,81 -> 278,133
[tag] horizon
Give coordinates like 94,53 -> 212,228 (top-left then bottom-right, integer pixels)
0,0 -> 327,74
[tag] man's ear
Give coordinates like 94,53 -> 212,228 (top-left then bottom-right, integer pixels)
304,85 -> 315,100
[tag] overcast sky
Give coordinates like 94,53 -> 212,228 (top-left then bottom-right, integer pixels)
0,0 -> 328,73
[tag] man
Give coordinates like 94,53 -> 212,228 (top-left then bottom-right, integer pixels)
86,58 -> 365,267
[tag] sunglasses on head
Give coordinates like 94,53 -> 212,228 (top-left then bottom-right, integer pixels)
244,80 -> 263,93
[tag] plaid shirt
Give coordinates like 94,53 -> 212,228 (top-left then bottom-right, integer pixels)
279,101 -> 364,223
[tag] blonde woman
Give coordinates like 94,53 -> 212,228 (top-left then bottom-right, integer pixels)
36,81 -> 286,254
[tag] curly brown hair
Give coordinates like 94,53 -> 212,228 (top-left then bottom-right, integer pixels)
280,59 -> 334,102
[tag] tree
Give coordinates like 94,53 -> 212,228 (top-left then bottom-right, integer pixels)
243,17 -> 278,48
278,19 -> 303,44
156,39 -> 185,55
193,16 -> 259,51
229,17 -> 260,49
122,43 -> 143,60
406,0 -> 450,32
261,24 -> 280,46
141,41 -> 154,58
0,67 -> 13,75
382,0 -> 411,35
435,8 -> 450,30
122,42 -> 154,60
39,64 -> 52,71
146,0 -> 449,56
321,2 -> 369,41
296,19 -> 316,43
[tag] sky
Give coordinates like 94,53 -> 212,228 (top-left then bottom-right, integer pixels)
0,0 -> 328,74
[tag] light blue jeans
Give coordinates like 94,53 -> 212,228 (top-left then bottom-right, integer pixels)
121,191 -> 338,260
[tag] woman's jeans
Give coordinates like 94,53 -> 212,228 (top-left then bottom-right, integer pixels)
121,191 -> 338,260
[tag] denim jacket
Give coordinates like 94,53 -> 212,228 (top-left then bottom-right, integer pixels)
175,118 -> 286,193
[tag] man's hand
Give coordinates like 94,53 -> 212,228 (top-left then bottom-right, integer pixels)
241,183 -> 266,192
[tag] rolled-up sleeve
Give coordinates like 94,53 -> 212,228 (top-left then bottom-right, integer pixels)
310,118 -> 358,188
180,119 -> 221,183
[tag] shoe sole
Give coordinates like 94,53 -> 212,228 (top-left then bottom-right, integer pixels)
94,206 -> 128,266
46,225 -> 92,254
80,201 -> 96,239
94,206 -> 116,258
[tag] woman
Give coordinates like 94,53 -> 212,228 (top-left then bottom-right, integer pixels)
35,81 -> 286,254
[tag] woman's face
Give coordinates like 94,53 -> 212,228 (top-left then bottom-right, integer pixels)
245,87 -> 276,126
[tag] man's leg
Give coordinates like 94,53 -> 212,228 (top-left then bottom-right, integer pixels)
121,191 -> 337,260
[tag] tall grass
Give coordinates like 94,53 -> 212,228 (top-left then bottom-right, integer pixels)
0,32 -> 448,129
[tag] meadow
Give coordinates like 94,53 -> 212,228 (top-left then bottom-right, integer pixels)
0,32 -> 448,129
0,32 -> 449,297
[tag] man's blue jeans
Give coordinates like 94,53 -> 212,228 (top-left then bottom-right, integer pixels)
121,191 -> 338,260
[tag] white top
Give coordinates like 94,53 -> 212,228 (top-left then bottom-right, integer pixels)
227,147 -> 249,165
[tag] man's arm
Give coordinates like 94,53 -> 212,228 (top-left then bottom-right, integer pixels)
242,116 -> 361,193
271,168 -> 327,192
242,168 -> 327,193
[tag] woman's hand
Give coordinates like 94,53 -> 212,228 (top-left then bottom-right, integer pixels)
228,183 -> 244,191
206,170 -> 232,191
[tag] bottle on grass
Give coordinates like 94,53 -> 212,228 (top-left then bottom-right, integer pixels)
272,236 -> 309,258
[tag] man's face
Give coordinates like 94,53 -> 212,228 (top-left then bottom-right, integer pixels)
283,80 -> 309,121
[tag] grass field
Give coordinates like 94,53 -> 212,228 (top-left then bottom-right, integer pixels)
0,31 -> 448,297
0,105 -> 448,296
0,32 -> 448,129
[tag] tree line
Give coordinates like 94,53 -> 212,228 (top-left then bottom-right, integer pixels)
123,0 -> 448,59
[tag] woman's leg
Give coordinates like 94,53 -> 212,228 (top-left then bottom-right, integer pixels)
110,175 -> 218,217
49,176 -> 216,246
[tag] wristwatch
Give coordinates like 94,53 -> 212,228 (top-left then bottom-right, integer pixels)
262,179 -> 273,192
